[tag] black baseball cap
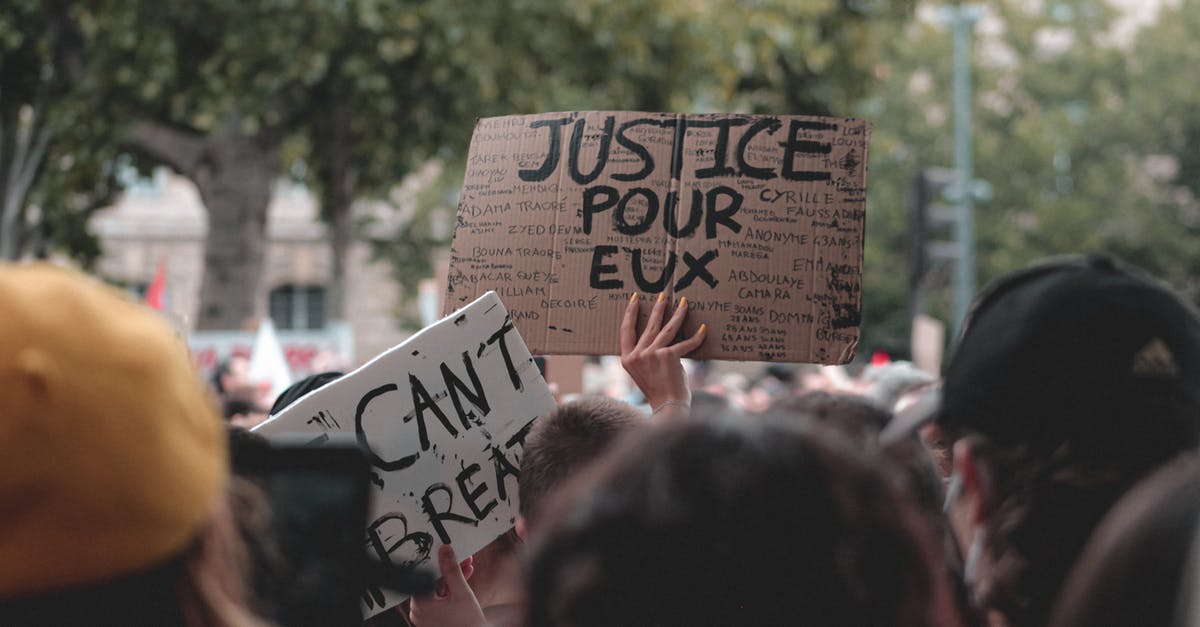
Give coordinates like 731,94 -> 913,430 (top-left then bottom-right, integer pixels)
268,370 -> 344,416
929,254 -> 1200,470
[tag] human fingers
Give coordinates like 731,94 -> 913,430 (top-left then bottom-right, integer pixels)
652,297 -> 689,349
667,323 -> 707,357
438,545 -> 470,597
636,292 -> 669,350
620,292 -> 640,355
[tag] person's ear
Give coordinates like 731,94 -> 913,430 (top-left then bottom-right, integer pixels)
515,516 -> 528,541
952,439 -> 992,525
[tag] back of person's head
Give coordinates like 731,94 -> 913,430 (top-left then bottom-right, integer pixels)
268,370 -> 343,415
935,254 -> 1200,626
518,395 -> 644,523
0,264 -> 251,625
211,354 -> 249,398
765,391 -> 967,620
688,389 -> 738,419
940,254 -> 1200,467
768,391 -> 891,447
1049,454 -> 1200,627
524,418 -> 960,627
766,392 -> 944,519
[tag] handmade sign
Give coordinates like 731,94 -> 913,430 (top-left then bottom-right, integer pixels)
444,111 -> 870,364
254,292 -> 556,616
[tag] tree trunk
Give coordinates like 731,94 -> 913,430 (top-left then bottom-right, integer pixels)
327,184 -> 354,321
320,100 -> 358,321
192,117 -> 280,330
0,105 -> 51,261
128,115 -> 280,330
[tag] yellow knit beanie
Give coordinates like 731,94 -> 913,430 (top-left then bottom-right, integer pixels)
0,264 -> 227,598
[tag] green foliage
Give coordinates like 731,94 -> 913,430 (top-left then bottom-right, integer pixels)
1114,0 -> 1200,298
0,0 -> 115,263
360,0 -> 918,300
351,0 -> 727,299
80,0 -> 345,140
4,0 -> 926,323
861,0 -> 1200,353
704,0 -> 917,115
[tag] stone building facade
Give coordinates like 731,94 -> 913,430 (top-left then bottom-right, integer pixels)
90,169 -> 414,372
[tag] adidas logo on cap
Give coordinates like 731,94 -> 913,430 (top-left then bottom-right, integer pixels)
1132,337 -> 1178,377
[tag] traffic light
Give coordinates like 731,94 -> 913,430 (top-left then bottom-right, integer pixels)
908,167 -> 960,321
908,166 -> 992,324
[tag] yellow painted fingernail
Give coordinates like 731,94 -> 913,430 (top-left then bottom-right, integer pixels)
657,293 -> 665,303
679,297 -> 687,308
698,323 -> 707,334
630,292 -> 638,303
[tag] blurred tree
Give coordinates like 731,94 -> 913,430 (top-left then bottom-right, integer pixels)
359,0 -> 919,302
0,0 -> 115,264
78,0 -> 316,329
704,0 -> 917,115
859,0 -> 1200,353
307,0 -> 718,309
9,0 -> 922,331
68,0 -> 720,326
300,1 -> 715,317
1112,0 -> 1200,300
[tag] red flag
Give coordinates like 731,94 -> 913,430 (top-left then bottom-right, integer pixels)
144,260 -> 167,311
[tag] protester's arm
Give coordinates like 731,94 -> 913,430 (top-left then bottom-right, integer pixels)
408,545 -> 485,627
620,292 -> 706,423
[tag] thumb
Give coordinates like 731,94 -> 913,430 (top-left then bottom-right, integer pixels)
438,545 -> 470,595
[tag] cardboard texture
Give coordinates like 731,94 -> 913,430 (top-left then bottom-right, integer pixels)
254,292 -> 556,616
444,111 -> 870,364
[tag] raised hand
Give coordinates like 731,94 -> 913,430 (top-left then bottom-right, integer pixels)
408,545 -> 485,627
620,292 -> 706,422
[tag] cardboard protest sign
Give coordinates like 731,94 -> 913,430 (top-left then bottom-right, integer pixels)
254,292 -> 556,616
444,111 -> 870,364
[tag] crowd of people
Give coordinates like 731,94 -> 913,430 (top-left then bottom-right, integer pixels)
2,252 -> 1198,626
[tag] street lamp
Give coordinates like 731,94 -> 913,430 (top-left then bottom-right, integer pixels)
936,4 -> 984,337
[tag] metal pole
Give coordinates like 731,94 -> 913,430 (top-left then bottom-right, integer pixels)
908,168 -> 929,326
950,7 -> 979,337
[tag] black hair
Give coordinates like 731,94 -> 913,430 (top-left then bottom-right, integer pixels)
268,371 -> 343,416
211,357 -> 235,396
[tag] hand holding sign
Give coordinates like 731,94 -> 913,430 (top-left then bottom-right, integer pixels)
620,292 -> 706,421
446,111 -> 869,364
254,292 -> 556,617
408,545 -> 485,627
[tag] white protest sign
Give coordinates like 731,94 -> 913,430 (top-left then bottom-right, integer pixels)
254,291 -> 556,616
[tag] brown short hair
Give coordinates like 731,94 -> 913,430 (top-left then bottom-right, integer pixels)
518,396 -> 644,520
